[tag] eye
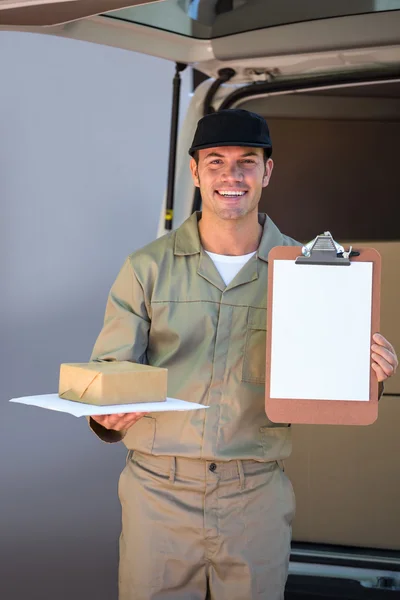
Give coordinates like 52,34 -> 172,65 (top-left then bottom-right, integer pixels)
241,159 -> 256,165
210,159 -> 223,165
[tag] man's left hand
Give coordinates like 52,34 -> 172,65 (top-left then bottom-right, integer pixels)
371,333 -> 398,382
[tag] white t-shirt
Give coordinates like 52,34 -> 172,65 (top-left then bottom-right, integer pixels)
205,250 -> 256,286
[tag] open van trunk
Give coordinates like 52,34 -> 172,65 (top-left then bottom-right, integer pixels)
167,74 -> 400,597
249,85 -> 400,598
1,0 -> 399,597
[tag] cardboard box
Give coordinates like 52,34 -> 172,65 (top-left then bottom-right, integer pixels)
287,396 -> 400,550
59,361 -> 167,405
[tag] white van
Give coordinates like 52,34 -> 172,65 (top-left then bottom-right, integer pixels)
1,1 -> 399,597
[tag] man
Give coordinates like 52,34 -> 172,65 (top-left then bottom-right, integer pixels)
89,109 -> 398,600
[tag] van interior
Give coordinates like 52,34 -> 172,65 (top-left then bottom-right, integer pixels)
230,79 -> 400,598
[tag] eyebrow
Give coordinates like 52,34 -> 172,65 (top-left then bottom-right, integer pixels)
241,151 -> 259,158
204,152 -> 225,159
204,150 -> 260,159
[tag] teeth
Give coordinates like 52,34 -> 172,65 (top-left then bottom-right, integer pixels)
218,191 -> 246,196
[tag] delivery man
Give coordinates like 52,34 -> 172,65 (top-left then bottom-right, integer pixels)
88,109 -> 398,600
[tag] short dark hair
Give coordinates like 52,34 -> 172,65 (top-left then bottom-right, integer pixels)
192,147 -> 271,165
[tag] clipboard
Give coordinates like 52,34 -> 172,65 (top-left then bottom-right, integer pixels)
265,232 -> 381,426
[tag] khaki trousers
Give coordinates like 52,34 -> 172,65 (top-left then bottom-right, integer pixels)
118,451 -> 295,600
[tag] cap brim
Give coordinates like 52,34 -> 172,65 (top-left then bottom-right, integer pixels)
188,141 -> 272,157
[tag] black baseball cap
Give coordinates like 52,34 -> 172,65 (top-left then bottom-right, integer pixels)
188,109 -> 272,158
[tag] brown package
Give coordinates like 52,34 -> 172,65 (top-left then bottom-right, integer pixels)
59,361 -> 167,405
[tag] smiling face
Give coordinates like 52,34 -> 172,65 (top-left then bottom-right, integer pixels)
190,146 -> 273,221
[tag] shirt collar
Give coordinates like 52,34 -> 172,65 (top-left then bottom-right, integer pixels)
174,211 -> 202,255
174,211 -> 285,262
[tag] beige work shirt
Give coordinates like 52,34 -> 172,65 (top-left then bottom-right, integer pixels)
90,212 -> 301,461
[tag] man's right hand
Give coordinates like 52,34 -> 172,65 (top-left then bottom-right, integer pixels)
91,412 -> 147,431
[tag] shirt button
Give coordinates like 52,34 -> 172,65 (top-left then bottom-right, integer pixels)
209,463 -> 217,472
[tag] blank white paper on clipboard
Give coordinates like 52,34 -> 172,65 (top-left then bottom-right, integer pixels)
269,260 -> 373,401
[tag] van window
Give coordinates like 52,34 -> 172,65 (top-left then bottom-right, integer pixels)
104,0 -> 400,40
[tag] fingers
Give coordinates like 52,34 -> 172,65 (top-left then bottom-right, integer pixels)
113,412 -> 148,431
92,412 -> 148,431
371,350 -> 397,378
104,413 -> 127,430
372,333 -> 396,355
91,414 -> 108,426
371,333 -> 398,383
371,361 -> 387,383
371,344 -> 397,367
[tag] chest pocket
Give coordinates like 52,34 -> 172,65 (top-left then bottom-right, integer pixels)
242,307 -> 267,384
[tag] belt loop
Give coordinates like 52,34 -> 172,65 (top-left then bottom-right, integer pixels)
169,456 -> 176,483
237,460 -> 245,490
125,449 -> 133,466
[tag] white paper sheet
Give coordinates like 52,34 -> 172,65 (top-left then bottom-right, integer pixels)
9,394 -> 207,417
270,260 -> 373,401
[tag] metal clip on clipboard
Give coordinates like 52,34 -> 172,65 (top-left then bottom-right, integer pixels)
295,231 -> 359,266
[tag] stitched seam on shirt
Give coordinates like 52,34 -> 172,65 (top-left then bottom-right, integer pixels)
151,300 -> 266,310
200,302 -> 221,459
242,376 -> 266,384
127,257 -> 152,320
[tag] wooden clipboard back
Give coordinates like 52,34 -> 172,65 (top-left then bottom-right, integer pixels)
265,246 -> 381,426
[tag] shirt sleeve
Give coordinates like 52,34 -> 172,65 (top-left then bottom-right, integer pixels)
87,256 -> 151,443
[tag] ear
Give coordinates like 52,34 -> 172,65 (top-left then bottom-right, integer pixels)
190,157 -> 200,188
262,158 -> 274,188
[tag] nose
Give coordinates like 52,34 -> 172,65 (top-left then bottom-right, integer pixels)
221,162 -> 244,182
